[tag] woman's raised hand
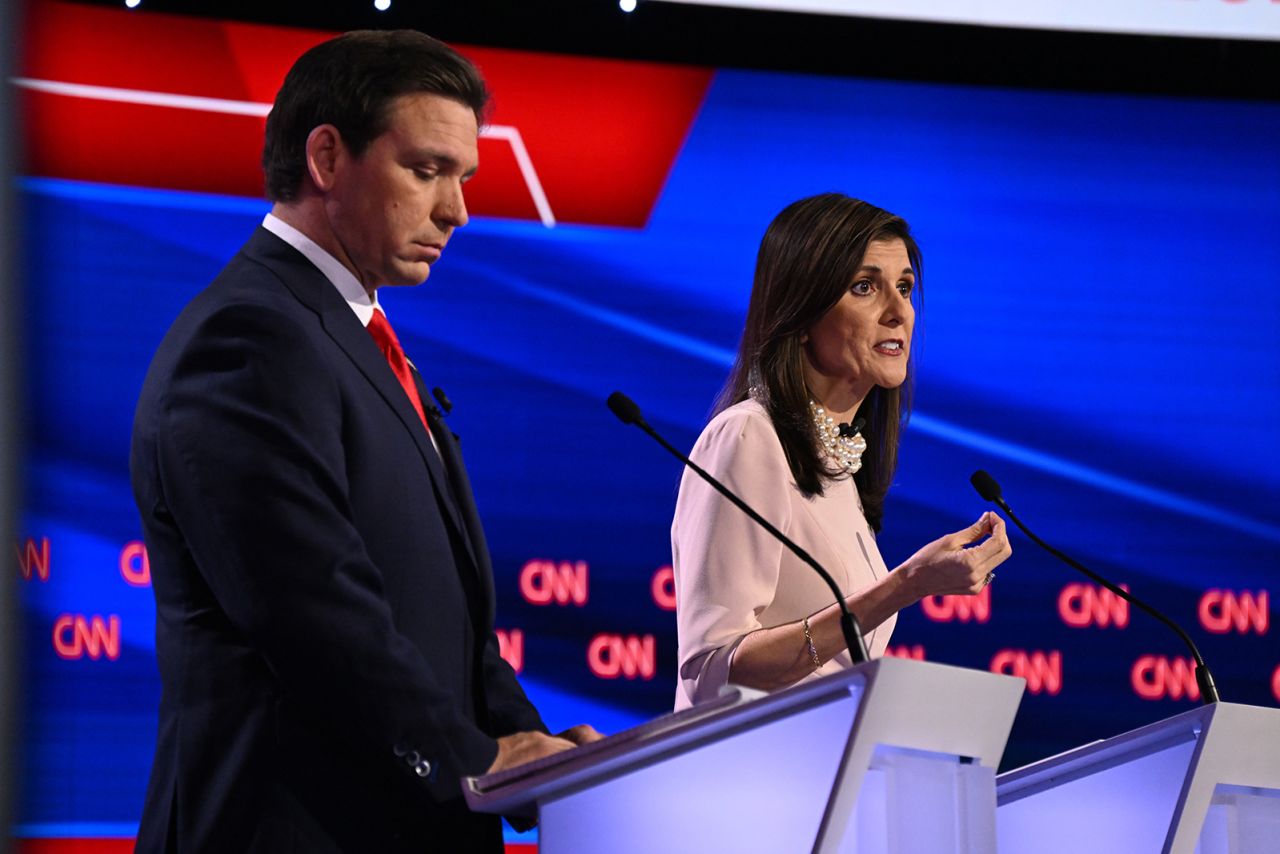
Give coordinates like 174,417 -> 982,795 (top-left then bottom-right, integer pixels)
900,511 -> 1012,598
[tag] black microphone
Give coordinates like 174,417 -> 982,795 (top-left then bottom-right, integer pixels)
431,387 -> 453,416
838,417 -> 866,439
969,469 -> 1219,704
607,391 -> 869,664
606,391 -> 641,426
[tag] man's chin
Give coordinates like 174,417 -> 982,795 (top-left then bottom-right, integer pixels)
383,264 -> 433,288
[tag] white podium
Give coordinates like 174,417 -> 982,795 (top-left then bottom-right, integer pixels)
465,657 -> 1024,853
997,702 -> 1280,854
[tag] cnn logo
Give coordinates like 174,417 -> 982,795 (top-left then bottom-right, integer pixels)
1131,655 -> 1201,702
15,536 -> 50,582
651,566 -> 676,611
53,614 -> 121,661
519,560 -> 588,606
495,629 -> 524,674
921,586 -> 990,623
1198,589 -> 1268,635
587,633 -> 655,680
884,644 -> 925,661
1058,583 -> 1129,629
990,649 -> 1062,695
119,541 -> 151,586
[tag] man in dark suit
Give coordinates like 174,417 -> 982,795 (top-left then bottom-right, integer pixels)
130,30 -> 597,853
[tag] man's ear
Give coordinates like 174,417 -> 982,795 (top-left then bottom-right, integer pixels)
304,124 -> 344,192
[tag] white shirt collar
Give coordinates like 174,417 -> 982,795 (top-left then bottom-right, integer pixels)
262,215 -> 440,453
262,212 -> 381,326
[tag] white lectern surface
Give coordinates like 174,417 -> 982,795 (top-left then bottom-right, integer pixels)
466,657 -> 1024,853
997,702 -> 1280,854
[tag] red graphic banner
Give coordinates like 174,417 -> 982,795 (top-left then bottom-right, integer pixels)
20,1 -> 712,227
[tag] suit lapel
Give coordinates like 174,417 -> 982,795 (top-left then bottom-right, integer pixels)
241,228 -> 476,561
414,372 -> 488,593
325,311 -> 476,539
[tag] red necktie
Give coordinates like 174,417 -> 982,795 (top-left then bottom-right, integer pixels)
366,309 -> 430,433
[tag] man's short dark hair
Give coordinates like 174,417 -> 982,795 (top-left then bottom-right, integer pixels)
262,30 -> 490,202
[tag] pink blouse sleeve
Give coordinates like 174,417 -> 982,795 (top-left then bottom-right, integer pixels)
671,407 -> 793,708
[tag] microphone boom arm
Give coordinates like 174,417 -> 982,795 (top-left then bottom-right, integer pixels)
972,471 -> 1219,704
611,393 -> 869,665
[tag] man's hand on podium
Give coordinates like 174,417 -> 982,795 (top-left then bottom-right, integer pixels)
555,723 -> 605,747
488,732 -> 573,773
486,723 -> 603,774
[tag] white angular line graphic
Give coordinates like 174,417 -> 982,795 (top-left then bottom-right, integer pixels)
11,77 -> 557,227
481,125 -> 556,227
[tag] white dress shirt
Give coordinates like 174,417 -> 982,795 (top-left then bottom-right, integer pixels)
261,213 -> 439,452
262,212 -> 382,326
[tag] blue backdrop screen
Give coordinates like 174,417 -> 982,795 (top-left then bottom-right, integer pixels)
16,55 -> 1280,840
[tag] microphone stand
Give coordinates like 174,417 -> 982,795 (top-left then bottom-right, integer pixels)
970,470 -> 1219,704
609,392 -> 869,665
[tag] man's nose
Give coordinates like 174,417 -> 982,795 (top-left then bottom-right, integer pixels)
436,180 -> 469,229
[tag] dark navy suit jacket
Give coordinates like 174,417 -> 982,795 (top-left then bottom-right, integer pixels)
130,228 -> 543,853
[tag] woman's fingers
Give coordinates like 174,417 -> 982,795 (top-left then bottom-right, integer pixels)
975,515 -> 1013,562
951,511 -> 999,548
909,512 -> 1013,597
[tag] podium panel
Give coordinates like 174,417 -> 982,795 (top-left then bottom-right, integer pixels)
467,658 -> 1024,853
538,691 -> 860,854
997,702 -> 1280,854
851,749 -> 996,854
1199,785 -> 1280,854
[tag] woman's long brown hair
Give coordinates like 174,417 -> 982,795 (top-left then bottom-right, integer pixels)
713,193 -> 923,532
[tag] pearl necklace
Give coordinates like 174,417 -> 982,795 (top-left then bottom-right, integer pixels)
809,400 -> 867,474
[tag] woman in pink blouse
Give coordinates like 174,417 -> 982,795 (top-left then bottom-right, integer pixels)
673,194 -> 1012,710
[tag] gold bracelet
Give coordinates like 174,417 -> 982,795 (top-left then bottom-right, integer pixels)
802,615 -> 821,670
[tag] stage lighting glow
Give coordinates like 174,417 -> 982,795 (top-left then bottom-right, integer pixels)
620,0 -> 637,12
374,0 -> 391,10
124,0 -> 140,8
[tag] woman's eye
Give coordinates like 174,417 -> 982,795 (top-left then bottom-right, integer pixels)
897,281 -> 914,296
850,280 -> 873,295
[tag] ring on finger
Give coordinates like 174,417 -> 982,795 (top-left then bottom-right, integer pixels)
983,571 -> 995,587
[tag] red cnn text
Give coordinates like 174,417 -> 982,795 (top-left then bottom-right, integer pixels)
1058,583 -> 1129,629
16,536 -> 50,582
119,540 -> 151,587
1131,655 -> 1201,702
519,559 -> 589,606
587,633 -> 655,680
651,565 -> 676,611
921,586 -> 990,623
1198,589 -> 1268,635
990,649 -> 1062,695
53,614 -> 121,661
496,628 -> 524,674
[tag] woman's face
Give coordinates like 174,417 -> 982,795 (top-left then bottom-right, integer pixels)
802,237 -> 916,399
